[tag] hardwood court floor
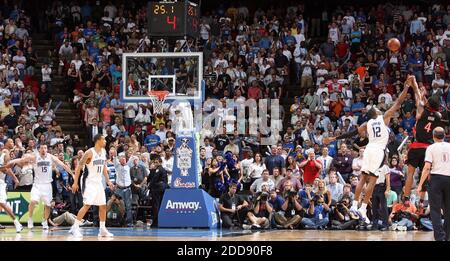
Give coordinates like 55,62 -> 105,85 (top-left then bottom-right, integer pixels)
0,227 -> 435,241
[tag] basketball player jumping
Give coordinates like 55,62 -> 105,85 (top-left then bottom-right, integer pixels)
0,139 -> 23,232
69,134 -> 114,238
403,79 -> 444,201
325,76 -> 414,223
1,144 -> 73,230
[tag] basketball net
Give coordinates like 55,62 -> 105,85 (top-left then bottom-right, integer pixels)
148,90 -> 170,115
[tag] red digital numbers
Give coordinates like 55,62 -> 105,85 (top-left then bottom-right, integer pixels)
166,16 -> 177,30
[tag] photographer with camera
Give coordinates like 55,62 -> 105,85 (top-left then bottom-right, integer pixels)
268,189 -> 285,212
106,193 -> 126,227
250,169 -> 275,195
277,168 -> 302,193
389,197 -> 418,231
274,190 -> 302,229
331,196 -> 359,230
299,183 -> 316,208
301,194 -> 330,229
244,191 -> 273,229
219,183 -> 250,229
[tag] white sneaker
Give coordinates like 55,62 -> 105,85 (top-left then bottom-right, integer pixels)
41,221 -> 49,230
242,224 -> 251,230
69,226 -> 83,238
398,226 -> 407,231
80,220 -> 94,227
350,205 -> 358,212
27,219 -> 33,229
390,224 -> 398,231
15,223 -> 23,233
98,228 -> 113,237
358,208 -> 371,225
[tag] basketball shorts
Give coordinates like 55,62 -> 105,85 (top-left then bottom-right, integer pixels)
361,146 -> 386,176
83,181 -> 106,206
406,148 -> 426,170
407,148 -> 428,192
30,183 -> 53,206
0,180 -> 7,204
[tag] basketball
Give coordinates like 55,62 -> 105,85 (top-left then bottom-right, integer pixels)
387,38 -> 401,52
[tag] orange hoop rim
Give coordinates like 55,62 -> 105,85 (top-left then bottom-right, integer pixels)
148,90 -> 170,101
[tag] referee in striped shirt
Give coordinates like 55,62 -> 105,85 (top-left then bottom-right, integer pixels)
417,127 -> 450,241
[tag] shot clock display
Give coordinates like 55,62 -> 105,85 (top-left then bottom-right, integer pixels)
148,1 -> 199,37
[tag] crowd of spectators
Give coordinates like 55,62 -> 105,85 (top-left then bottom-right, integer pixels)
0,0 -> 449,230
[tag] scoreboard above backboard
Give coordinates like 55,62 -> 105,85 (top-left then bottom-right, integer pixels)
148,1 -> 199,37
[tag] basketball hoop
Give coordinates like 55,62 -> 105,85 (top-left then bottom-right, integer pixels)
148,90 -> 170,115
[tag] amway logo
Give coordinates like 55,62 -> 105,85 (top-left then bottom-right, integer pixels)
166,200 -> 201,211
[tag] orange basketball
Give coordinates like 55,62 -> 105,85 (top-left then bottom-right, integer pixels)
387,38 -> 401,52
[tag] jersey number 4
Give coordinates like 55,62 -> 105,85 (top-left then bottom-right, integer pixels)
424,122 -> 432,133
372,126 -> 381,137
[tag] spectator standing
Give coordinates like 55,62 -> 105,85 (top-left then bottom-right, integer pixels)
148,157 -> 168,227
41,64 -> 52,93
265,145 -> 286,176
299,150 -> 322,185
113,153 -> 133,227
331,144 -> 354,182
371,163 -> 391,231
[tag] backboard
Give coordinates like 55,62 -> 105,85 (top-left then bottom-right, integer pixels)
121,52 -> 203,103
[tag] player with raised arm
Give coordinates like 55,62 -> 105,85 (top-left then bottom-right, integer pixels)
403,79 -> 445,201
324,76 -> 413,223
1,144 -> 73,230
69,134 -> 115,238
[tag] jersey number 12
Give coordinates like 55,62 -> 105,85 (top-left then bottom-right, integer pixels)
372,126 -> 381,138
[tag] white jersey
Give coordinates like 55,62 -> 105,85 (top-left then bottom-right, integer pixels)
33,152 -> 54,184
367,115 -> 389,150
0,152 -> 6,182
86,148 -> 107,183
425,141 -> 450,176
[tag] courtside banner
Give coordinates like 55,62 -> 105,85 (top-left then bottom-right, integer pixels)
158,188 -> 219,228
0,192 -> 44,223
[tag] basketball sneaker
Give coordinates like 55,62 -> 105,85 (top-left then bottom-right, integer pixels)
358,208 -> 371,225
397,226 -> 407,231
98,227 -> 114,237
14,221 -> 23,233
27,219 -> 33,229
69,226 -> 83,238
41,221 -> 49,230
389,224 -> 398,231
